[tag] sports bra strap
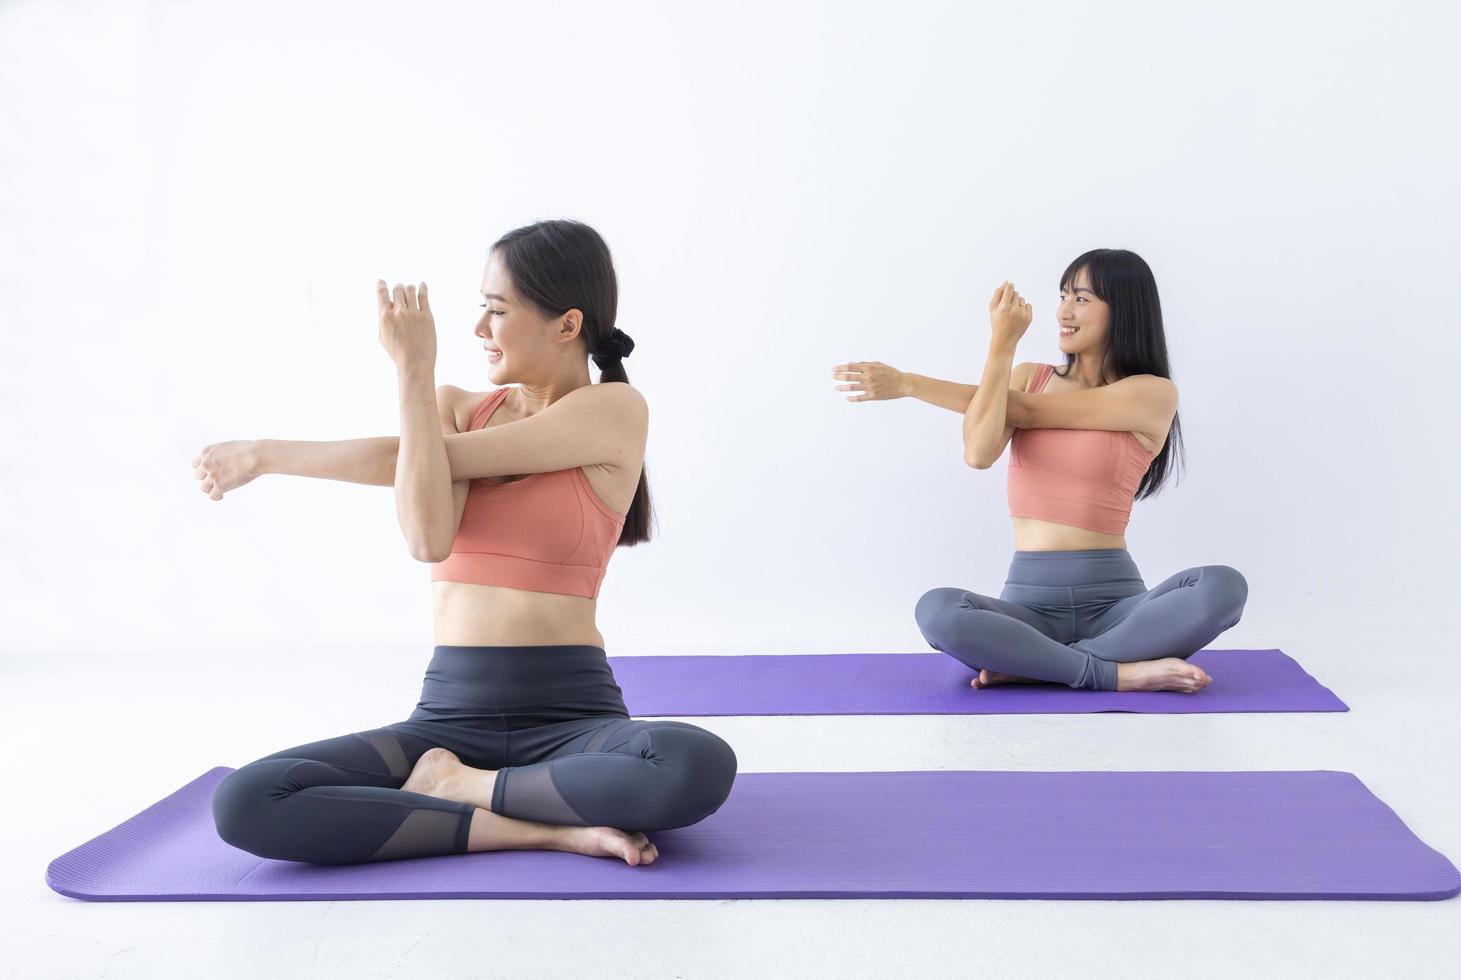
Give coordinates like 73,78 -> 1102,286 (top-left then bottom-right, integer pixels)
468,387 -> 513,430
1030,363 -> 1055,393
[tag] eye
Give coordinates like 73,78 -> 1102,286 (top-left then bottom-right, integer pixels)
478,305 -> 505,315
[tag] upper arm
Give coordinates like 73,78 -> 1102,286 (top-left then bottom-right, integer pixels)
1009,373 -> 1177,435
442,382 -> 648,481
969,362 -> 1036,469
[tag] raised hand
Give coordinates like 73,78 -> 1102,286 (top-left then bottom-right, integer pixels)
377,280 -> 437,371
192,440 -> 262,501
988,281 -> 1032,348
831,361 -> 908,401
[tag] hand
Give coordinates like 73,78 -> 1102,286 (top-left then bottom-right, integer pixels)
988,281 -> 1032,348
377,280 -> 436,370
831,361 -> 908,401
192,440 -> 262,501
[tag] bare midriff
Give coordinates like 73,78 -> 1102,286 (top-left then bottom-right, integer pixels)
432,582 -> 605,648
1010,516 -> 1130,552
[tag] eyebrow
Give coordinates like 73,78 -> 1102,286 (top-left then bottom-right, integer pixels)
1061,287 -> 1095,295
480,292 -> 507,301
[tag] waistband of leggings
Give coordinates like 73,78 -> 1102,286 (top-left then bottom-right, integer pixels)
417,644 -> 626,711
1005,548 -> 1143,588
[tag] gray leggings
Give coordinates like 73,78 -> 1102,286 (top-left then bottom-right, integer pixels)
211,644 -> 738,865
915,548 -> 1249,691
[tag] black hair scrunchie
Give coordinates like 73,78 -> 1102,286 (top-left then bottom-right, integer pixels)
591,328 -> 635,370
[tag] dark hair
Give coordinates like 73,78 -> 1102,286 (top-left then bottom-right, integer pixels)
490,219 -> 654,546
1057,248 -> 1184,499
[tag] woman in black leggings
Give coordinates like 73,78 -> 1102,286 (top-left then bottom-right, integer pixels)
194,220 -> 736,866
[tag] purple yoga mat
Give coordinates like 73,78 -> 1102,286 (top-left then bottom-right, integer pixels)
48,768 -> 1456,901
606,648 -> 1346,716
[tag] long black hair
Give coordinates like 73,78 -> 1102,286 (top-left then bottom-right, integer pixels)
490,219 -> 654,546
1056,248 -> 1184,499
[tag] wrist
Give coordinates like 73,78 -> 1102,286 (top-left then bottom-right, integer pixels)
249,439 -> 273,478
396,362 -> 436,387
898,372 -> 917,399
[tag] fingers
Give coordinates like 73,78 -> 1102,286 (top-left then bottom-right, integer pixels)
379,280 -> 430,312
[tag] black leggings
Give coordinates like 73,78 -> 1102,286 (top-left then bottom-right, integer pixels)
211,644 -> 738,865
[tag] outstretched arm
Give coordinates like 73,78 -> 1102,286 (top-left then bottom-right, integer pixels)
832,361 -> 1031,421
191,386 -> 462,499
258,437 -> 398,486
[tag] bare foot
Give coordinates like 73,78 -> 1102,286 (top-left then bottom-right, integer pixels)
971,669 -> 1047,689
1116,658 -> 1212,693
412,748 -> 659,866
562,827 -> 659,866
401,746 -> 466,799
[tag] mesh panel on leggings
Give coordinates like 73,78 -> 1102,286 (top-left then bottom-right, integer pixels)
366,807 -> 467,862
356,731 -> 411,780
501,765 -> 590,826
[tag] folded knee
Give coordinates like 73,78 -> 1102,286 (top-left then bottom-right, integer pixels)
210,762 -> 282,854
639,728 -> 738,830
1202,565 -> 1249,625
914,587 -> 964,640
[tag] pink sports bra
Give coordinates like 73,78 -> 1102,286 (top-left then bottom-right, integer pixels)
1006,363 -> 1157,536
429,387 -> 628,599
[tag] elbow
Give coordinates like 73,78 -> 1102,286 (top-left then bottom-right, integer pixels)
407,537 -> 452,564
963,449 -> 993,470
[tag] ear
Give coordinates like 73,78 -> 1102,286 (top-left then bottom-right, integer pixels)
556,308 -> 584,344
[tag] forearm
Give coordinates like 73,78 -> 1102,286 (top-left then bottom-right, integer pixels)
961,341 -> 1018,466
905,371 -> 1028,426
257,437 -> 399,486
903,373 -> 979,413
393,368 -> 455,560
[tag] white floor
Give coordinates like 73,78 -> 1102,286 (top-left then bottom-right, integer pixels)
7,630 -> 1459,980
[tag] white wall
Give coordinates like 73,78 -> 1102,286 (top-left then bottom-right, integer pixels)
3,0 -> 1456,653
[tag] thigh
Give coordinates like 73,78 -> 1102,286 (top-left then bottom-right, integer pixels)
250,725 -> 444,784
1082,566 -> 1206,639
504,714 -> 633,767
918,585 -> 1066,641
1074,565 -> 1244,662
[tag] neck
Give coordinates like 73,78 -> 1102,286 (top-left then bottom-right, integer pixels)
511,363 -> 593,415
1068,350 -> 1111,388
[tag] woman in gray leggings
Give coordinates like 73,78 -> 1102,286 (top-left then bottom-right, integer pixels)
833,249 -> 1247,693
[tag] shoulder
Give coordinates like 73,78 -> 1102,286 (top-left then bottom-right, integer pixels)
563,380 -> 648,419
435,384 -> 503,433
1012,361 -> 1041,393
434,384 -> 472,433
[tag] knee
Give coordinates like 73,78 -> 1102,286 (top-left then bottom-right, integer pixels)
1202,565 -> 1249,625
642,727 -> 738,830
210,762 -> 281,855
914,587 -> 963,643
